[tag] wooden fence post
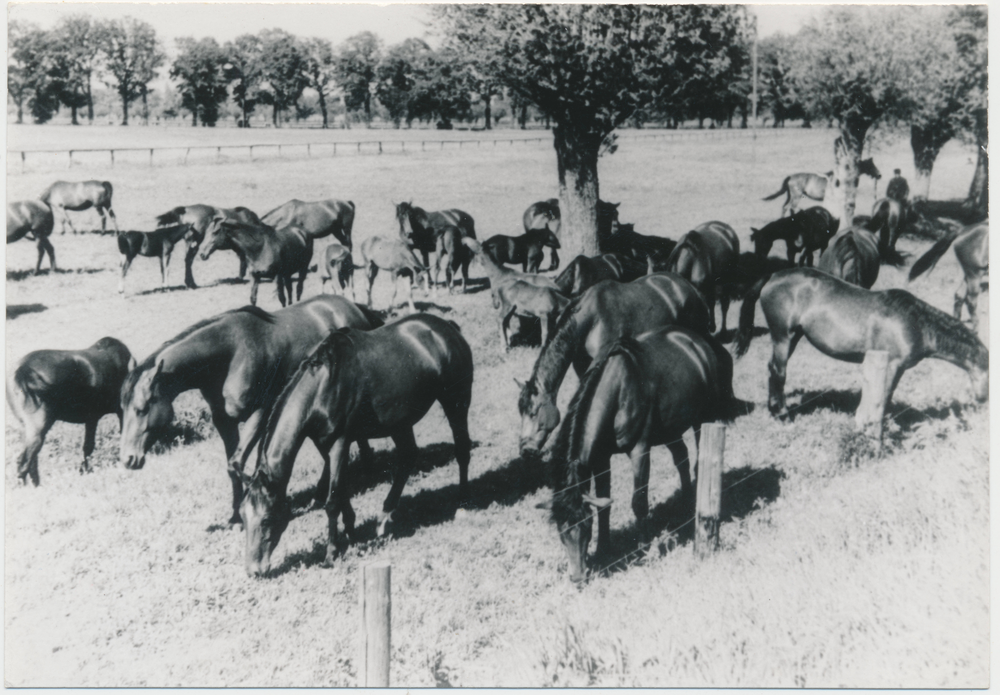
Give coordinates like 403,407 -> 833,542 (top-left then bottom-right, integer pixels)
110,150 -> 115,168
21,151 -> 25,174
68,150 -> 73,169
149,149 -> 154,167
360,562 -> 391,687
695,423 -> 725,558
249,145 -> 254,162
855,350 -> 889,445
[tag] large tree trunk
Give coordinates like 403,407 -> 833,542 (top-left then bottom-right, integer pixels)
553,124 -> 602,259
16,101 -> 23,124
121,92 -> 129,126
910,123 -> 951,201
484,94 -> 492,130
318,90 -> 328,128
86,74 -> 93,122
70,105 -> 79,126
519,105 -> 527,130
966,112 -> 988,215
272,103 -> 279,127
191,108 -> 198,127
831,124 -> 869,223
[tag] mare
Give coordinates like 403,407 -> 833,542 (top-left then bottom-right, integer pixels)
40,180 -> 118,235
750,206 -> 839,266
666,221 -> 740,333
735,267 -> 988,418
909,221 -> 989,332
817,226 -> 880,289
155,204 -> 262,286
546,328 -> 735,583
482,229 -> 561,273
239,314 -> 473,576
117,224 -> 194,294
357,235 -> 426,313
7,200 -> 56,274
320,243 -> 354,298
261,198 -> 356,248
523,199 -> 561,235
554,253 -> 648,297
7,337 -> 134,485
517,273 -> 711,456
395,202 -> 476,293
200,217 -> 313,307
869,197 -> 905,261
763,159 -> 880,217
119,297 -> 383,523
599,223 -> 676,270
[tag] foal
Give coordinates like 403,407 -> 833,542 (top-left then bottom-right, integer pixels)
117,224 -> 195,294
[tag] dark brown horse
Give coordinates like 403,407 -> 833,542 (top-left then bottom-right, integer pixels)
598,223 -> 676,270
261,199 -> 355,248
7,337 -> 134,485
40,180 -> 118,234
517,273 -> 711,456
200,217 -> 313,307
482,229 -> 561,273
763,159 -> 880,217
554,253 -> 648,297
155,204 -> 262,286
7,200 -> 56,274
666,221 -> 740,333
869,197 -> 905,261
909,221 -> 989,332
735,267 -> 988,419
239,314 -> 474,576
117,224 -> 194,295
523,199 -> 561,235
119,297 -> 383,523
750,206 -> 839,266
395,202 -> 476,293
817,226 -> 880,289
545,328 -> 736,583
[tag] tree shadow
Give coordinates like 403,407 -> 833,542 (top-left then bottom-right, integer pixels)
210,277 -> 249,286
135,284 -> 196,296
460,277 -> 492,295
6,303 -> 47,320
887,399 -> 977,433
784,388 -> 860,419
6,267 -> 106,282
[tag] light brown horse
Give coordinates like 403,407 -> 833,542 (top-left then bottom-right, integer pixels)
40,180 -> 118,234
763,159 -> 881,217
909,221 -> 989,332
6,200 -> 56,274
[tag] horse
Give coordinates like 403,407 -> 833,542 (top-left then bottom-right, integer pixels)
7,337 -> 135,486
723,253 -> 796,306
433,224 -> 472,294
117,224 -> 195,295
261,198 -> 355,248
495,279 -> 571,351
482,229 -> 561,273
666,221 -> 740,333
7,200 -> 56,274
200,217 -> 313,307
750,206 -> 840,266
357,236 -> 427,313
763,159 -> 881,217
119,297 -> 383,523
817,226 -> 880,289
395,202 -> 476,293
598,223 -> 676,270
155,204 -> 262,286
734,267 -> 988,419
39,180 -> 118,235
869,197 -> 904,261
523,199 -> 561,235
517,272 -> 711,457
320,243 -> 354,298
554,253 -> 648,297
909,221 -> 989,332
239,314 -> 473,576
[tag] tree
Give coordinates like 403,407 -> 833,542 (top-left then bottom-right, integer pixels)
758,33 -> 808,128
223,34 -> 263,127
50,15 -> 101,124
8,21 -> 62,124
300,37 -> 336,128
171,37 -> 228,126
98,17 -> 165,125
948,6 -> 987,214
335,31 -> 382,126
255,29 -> 308,127
376,38 -> 430,128
407,47 -> 473,128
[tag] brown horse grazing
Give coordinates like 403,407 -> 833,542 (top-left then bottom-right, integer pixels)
239,314 -> 474,576
395,202 -> 476,293
357,236 -> 426,313
869,197 -> 905,261
554,253 -> 648,297
155,204 -> 262,286
320,243 -> 354,298
119,298 -> 383,523
735,267 -> 988,419
750,206 -> 840,266
545,328 -> 736,583
666,221 -> 740,333
40,180 -> 118,234
261,199 -> 356,248
763,159 -> 881,217
523,199 -> 561,235
598,223 -> 676,270
909,221 -> 989,332
517,273 -> 711,457
200,217 -> 313,307
7,200 -> 56,274
117,224 -> 194,295
482,229 -> 561,273
7,337 -> 135,485
818,226 -> 880,289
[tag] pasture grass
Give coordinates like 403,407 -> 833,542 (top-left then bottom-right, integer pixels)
4,125 -> 988,686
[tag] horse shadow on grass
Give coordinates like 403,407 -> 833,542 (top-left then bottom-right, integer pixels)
135,284 -> 195,297
459,276 -> 492,295
412,301 -> 454,314
6,267 -> 105,282
782,388 -> 860,419
6,303 -> 47,320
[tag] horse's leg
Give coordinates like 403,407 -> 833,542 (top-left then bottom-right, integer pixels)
276,276 -> 288,307
461,258 -> 470,293
80,419 -> 98,474
250,276 -> 260,306
105,205 -> 120,234
98,206 -> 108,235
35,236 -> 56,274
405,272 -> 417,314
540,310 -> 550,347
501,306 -> 517,352
118,254 -> 134,294
322,437 -> 352,564
296,270 -> 306,302
228,408 -> 266,479
237,248 -> 248,280
366,263 -> 378,308
592,450 -> 613,561
768,328 -> 804,419
629,443 -> 652,548
209,406 -> 243,525
882,360 -> 906,423
184,243 -> 198,289
388,271 -> 400,309
719,293 -> 731,334
966,272 -> 981,333
954,278 -> 970,324
17,408 -> 53,486
439,386 -> 473,503
159,249 -> 168,289
666,438 -> 693,500
378,428 -> 419,537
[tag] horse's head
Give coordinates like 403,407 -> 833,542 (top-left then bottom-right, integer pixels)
543,230 -> 561,249
860,158 -> 881,180
199,215 -> 229,260
545,488 -> 610,585
394,201 -> 416,239
120,359 -> 173,470
240,469 -> 291,577
517,378 -> 561,457
750,227 -> 773,258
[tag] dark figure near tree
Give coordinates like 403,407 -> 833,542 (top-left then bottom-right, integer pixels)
886,169 -> 910,204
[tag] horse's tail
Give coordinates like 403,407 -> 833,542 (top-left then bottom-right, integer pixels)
909,229 -> 960,282
356,303 -> 385,329
102,181 -> 114,204
155,206 -> 186,227
762,178 -> 789,201
11,363 -> 45,411
116,232 -> 131,254
735,274 -> 770,358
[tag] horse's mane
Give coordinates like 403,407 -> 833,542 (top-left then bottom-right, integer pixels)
519,294 -> 585,414
881,290 -> 988,369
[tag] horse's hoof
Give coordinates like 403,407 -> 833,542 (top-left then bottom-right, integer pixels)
228,513 -> 243,526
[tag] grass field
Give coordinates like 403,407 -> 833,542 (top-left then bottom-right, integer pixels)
4,126 -> 989,687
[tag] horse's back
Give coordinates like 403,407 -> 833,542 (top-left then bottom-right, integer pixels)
954,222 -> 989,270
819,227 -> 879,288
6,200 -> 53,241
584,272 -> 709,343
429,209 -> 476,238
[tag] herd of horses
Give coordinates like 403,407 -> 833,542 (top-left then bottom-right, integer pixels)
5,163 -> 990,582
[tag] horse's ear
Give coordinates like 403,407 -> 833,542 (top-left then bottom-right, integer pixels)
581,493 -> 612,511
513,377 -> 526,389
151,358 -> 165,380
128,356 -> 137,372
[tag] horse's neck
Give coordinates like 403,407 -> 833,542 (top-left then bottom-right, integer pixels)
532,310 -> 587,396
479,251 -> 511,283
260,372 -> 322,489
925,326 -> 987,375
157,326 -> 237,397
229,226 -> 264,254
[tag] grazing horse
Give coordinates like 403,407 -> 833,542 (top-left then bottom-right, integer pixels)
7,337 -> 134,485
239,314 -> 474,576
517,273 -> 711,456
7,200 -> 56,274
117,224 -> 194,294
735,267 -> 988,419
763,159 -> 880,217
261,198 -> 356,248
666,221 -> 740,333
200,217 -> 313,307
357,236 -> 426,313
554,253 -> 648,297
119,298 -> 383,523
395,202 -> 476,292
818,226 -> 880,289
545,328 -> 736,582
869,197 -> 904,261
598,223 -> 676,270
750,206 -> 840,266
482,229 -> 562,273
155,204 -> 262,286
909,221 -> 989,332
320,243 -> 354,298
40,180 -> 118,234
523,199 -> 561,235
